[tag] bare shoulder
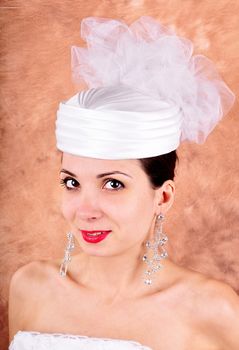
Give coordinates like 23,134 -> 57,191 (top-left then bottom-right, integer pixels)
159,262 -> 239,348
8,260 -> 57,342
9,259 -> 56,295
189,273 -> 239,349
200,279 -> 239,325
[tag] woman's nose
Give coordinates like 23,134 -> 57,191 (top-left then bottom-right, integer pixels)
75,192 -> 103,222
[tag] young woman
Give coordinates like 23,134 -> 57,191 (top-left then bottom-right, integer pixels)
8,16 -> 239,350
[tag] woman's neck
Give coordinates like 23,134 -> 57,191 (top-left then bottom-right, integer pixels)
70,243 -> 147,301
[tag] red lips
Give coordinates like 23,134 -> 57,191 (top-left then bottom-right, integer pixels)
81,230 -> 112,244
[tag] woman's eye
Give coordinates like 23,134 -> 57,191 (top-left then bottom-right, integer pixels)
60,178 -> 79,190
103,179 -> 124,190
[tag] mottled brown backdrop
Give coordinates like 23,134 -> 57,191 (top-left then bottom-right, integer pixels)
1,1 -> 239,349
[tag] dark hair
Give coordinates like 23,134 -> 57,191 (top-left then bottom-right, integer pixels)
139,150 -> 178,189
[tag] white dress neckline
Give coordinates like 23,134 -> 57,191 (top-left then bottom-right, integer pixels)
10,330 -> 153,349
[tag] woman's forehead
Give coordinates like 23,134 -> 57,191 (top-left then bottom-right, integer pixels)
61,153 -> 141,175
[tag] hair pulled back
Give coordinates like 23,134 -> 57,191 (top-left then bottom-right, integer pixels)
139,150 -> 178,189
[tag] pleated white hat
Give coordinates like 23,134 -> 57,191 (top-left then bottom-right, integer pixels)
56,17 -> 234,159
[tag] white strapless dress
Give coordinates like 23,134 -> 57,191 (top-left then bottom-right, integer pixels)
9,331 -> 153,350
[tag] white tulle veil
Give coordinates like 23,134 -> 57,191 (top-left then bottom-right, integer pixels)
56,16 -> 235,159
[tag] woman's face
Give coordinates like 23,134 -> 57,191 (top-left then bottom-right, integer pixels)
60,153 -> 173,257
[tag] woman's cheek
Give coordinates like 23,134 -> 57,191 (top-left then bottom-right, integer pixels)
61,198 -> 75,222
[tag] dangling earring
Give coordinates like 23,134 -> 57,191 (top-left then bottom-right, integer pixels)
142,213 -> 168,286
59,232 -> 75,277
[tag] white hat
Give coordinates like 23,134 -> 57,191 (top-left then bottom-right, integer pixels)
56,16 -> 235,159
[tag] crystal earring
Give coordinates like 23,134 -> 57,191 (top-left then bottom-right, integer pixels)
59,232 -> 75,277
142,213 -> 168,286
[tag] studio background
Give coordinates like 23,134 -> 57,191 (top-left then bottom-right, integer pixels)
1,1 -> 239,349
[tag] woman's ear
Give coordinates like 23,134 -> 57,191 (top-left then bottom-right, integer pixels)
155,180 -> 175,215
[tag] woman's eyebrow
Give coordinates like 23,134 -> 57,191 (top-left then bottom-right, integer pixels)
60,169 -> 77,177
60,169 -> 132,178
96,171 -> 132,178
